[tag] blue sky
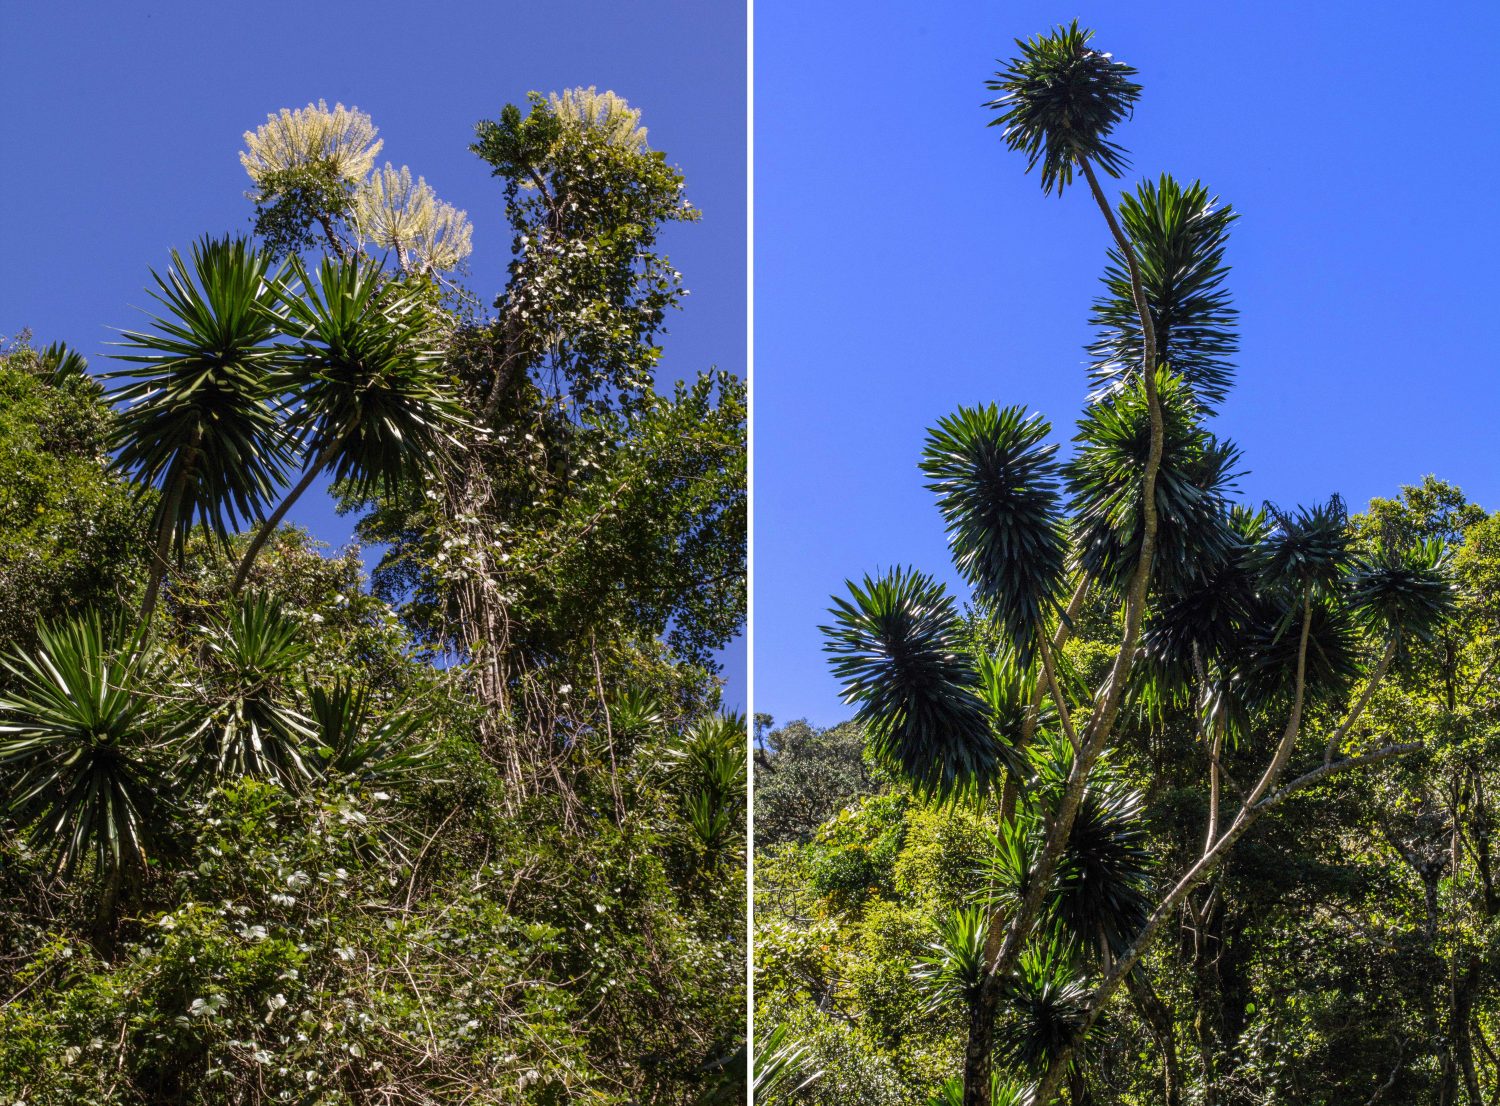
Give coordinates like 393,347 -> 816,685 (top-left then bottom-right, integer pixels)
754,1 -> 1500,728
0,0 -> 746,707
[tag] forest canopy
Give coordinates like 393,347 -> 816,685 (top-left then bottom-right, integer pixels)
0,90 -> 745,1106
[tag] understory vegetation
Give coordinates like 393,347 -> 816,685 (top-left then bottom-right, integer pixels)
754,23 -> 1496,1106
756,477 -> 1500,1105
0,88 -> 745,1105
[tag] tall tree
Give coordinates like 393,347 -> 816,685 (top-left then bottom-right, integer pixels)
822,23 -> 1456,1106
107,238 -> 295,620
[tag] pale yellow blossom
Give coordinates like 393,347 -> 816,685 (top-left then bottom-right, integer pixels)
352,163 -> 473,273
549,87 -> 649,152
240,100 -> 382,187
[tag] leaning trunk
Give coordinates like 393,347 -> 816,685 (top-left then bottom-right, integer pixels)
139,448 -> 197,623
231,441 -> 340,593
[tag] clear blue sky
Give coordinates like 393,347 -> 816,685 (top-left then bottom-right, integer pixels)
754,1 -> 1500,729
0,0 -> 746,707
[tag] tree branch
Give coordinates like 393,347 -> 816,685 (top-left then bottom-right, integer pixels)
1326,636 -> 1397,764
983,154 -> 1165,998
1025,739 -> 1423,1104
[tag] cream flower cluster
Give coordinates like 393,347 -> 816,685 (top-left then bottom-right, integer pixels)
240,100 -> 382,185
550,87 -> 649,152
240,101 -> 471,273
353,164 -> 474,274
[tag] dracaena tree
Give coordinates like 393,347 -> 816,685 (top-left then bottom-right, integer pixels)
0,594 -> 435,951
108,236 -> 296,621
106,237 -> 465,612
228,255 -> 465,593
822,23 -> 1456,1106
0,613 -> 178,937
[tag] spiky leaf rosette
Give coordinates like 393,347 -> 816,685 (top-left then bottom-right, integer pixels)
195,594 -> 315,786
606,687 -> 664,752
665,713 -> 747,865
927,1075 -> 1028,1106
823,569 -> 1009,803
37,342 -> 93,389
1088,175 -> 1239,410
914,905 -> 990,1014
284,256 -> 464,499
0,613 -> 178,877
921,405 -> 1067,660
1024,733 -> 1153,955
1245,497 -> 1352,597
1066,370 -> 1242,597
1138,506 -> 1267,707
999,934 -> 1093,1074
1220,593 -> 1362,716
667,712 -> 749,797
976,648 -> 1051,751
108,236 -> 296,548
984,21 -> 1142,195
307,682 -> 433,783
1053,779 -> 1152,956
975,800 -> 1043,919
1349,538 -> 1456,643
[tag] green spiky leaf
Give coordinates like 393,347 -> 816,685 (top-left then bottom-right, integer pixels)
0,613 -> 179,878
1088,175 -> 1238,410
984,21 -> 1142,195
1067,370 -> 1242,598
921,405 -> 1066,660
107,236 -> 297,550
823,569 -> 1010,803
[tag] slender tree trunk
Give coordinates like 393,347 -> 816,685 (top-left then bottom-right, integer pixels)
1021,737 -> 1423,1104
963,986 -> 1000,1106
92,862 -> 124,961
1193,978 -> 1218,1106
975,154 -> 1165,1106
977,158 -> 1166,1083
1024,594 -> 1355,1105
1325,636 -> 1397,764
139,435 -> 200,623
231,433 -> 348,593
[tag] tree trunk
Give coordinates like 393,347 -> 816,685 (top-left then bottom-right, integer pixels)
964,983 -> 1000,1106
231,443 -> 337,593
990,152 -> 1167,1015
139,448 -> 197,623
91,861 -> 124,961
1453,955 -> 1483,1105
1124,968 -> 1181,1106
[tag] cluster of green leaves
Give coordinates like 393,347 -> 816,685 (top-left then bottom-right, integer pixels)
0,340 -> 143,650
107,237 -> 465,612
348,90 -> 744,685
753,716 -> 886,848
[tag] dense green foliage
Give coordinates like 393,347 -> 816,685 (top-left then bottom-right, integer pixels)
0,340 -> 142,650
757,482 -> 1499,1104
1,90 -> 744,1105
